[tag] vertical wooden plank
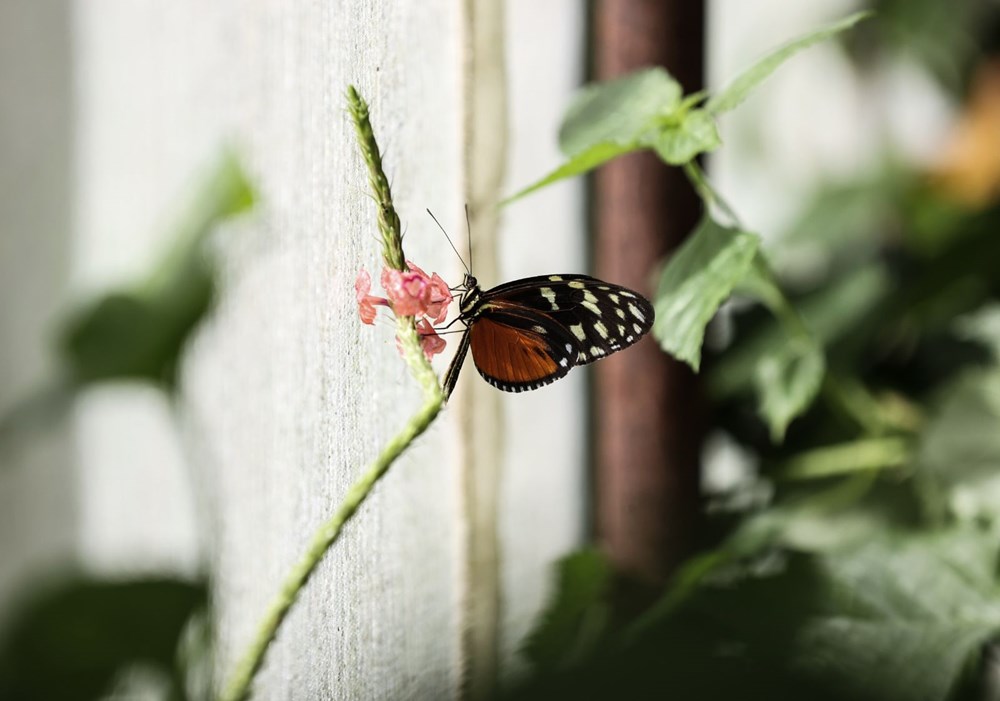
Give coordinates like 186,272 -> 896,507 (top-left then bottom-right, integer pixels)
459,0 -> 506,696
593,0 -> 706,584
497,0 -> 587,679
72,2 -> 464,698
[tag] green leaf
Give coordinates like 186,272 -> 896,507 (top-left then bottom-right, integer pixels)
916,368 -> 1000,523
511,528 -> 1000,701
653,528 -> 1000,701
521,549 -> 613,673
558,67 -> 682,156
790,529 -> 1000,701
58,152 -> 255,389
711,263 -> 889,399
778,437 -> 911,480
953,304 -> 1000,362
645,108 -> 721,165
0,576 -> 207,701
706,12 -> 872,115
754,337 -> 826,442
501,141 -> 634,205
653,217 -> 761,371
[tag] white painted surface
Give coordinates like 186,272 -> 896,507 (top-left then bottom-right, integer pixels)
0,0 -> 77,622
8,0 -> 585,695
72,1 -> 464,697
497,0 -> 587,677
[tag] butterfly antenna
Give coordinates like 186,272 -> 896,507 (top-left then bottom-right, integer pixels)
464,204 -> 473,274
426,208 -> 471,276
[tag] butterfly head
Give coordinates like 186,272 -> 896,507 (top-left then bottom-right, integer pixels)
458,273 -> 482,317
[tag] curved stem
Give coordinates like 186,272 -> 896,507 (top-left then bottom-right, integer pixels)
683,161 -> 742,228
219,388 -> 443,701
220,85 -> 445,701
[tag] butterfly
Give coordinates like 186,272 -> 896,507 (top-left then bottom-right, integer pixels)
442,272 -> 655,397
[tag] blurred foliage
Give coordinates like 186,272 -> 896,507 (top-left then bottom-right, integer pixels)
59,153 -> 254,388
0,153 -> 252,698
0,152 -> 254,452
503,5 -> 1000,701
507,529 -> 1000,701
0,576 -> 208,701
848,0 -> 1000,95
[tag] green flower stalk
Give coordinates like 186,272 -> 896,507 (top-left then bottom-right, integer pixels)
220,86 -> 445,701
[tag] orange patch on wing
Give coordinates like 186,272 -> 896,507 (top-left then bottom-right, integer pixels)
470,316 -> 560,384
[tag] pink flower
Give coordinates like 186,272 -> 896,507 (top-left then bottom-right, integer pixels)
406,261 -> 453,324
355,268 -> 389,325
380,261 -> 453,321
415,318 -> 447,359
357,261 -> 454,361
393,319 -> 447,361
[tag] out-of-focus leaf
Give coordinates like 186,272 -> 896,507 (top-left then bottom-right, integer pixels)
753,338 -> 826,442
732,253 -> 827,440
778,437 -> 911,480
669,528 -> 1000,700
849,0 -> 991,95
0,576 -> 207,701
786,529 -> 1000,701
521,549 -> 612,673
773,174 -> 904,280
57,152 -> 254,389
653,217 -> 761,371
711,263 -> 890,399
558,68 -> 682,156
706,12 -> 871,115
916,368 -> 1000,523
501,142 -> 634,205
509,527 -> 1000,701
731,475 -> 924,555
646,109 -> 721,165
954,304 -> 1000,361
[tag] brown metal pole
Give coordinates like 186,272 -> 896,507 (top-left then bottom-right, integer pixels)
593,0 -> 706,584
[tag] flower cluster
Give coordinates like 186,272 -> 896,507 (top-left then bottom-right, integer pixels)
355,261 -> 452,360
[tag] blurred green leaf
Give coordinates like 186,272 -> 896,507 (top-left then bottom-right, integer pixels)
754,338 -> 826,442
733,253 -> 828,439
711,263 -> 890,399
731,475 -> 924,555
646,108 -> 721,165
787,529 -> 1000,701
849,0 -> 991,94
521,549 -> 613,673
501,142 -> 634,205
558,68 -> 682,156
0,576 -> 207,701
653,217 -> 761,371
58,152 -> 254,389
779,437 -> 911,480
916,367 -> 1000,523
706,12 -> 872,115
511,527 -> 1000,701
773,173 -> 905,278
953,304 -> 1000,361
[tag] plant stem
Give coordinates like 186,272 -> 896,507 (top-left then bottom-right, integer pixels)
346,85 -> 405,271
683,161 -> 742,228
219,392 -> 442,701
220,86 -> 445,701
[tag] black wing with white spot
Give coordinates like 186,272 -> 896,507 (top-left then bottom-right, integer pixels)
483,274 -> 654,366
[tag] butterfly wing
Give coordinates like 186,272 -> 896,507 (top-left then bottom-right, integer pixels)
484,274 -> 654,366
468,302 -> 581,392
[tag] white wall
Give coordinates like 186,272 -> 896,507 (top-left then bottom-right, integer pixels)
64,0 -> 588,698
0,0 -> 77,623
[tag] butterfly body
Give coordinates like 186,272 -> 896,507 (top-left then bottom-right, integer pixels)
443,273 -> 655,396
